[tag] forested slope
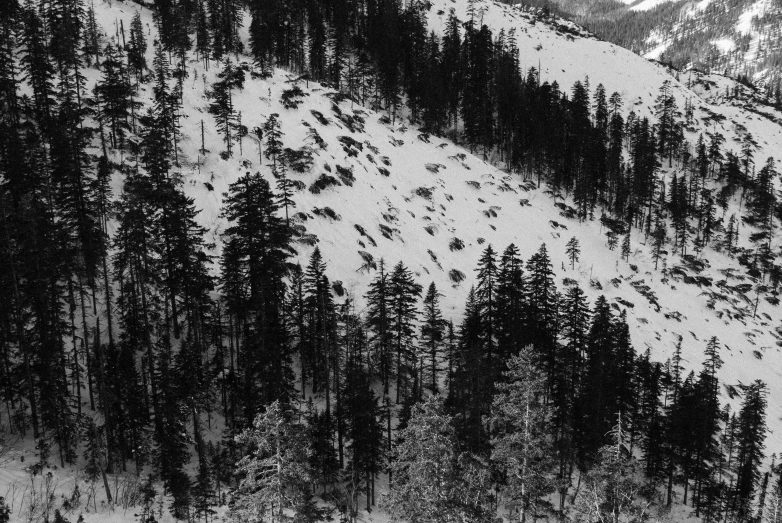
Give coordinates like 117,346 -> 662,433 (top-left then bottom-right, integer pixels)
1,0 -> 782,522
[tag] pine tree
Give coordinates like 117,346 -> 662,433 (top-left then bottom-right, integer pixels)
607,231 -> 618,250
230,401 -> 313,523
220,172 -> 295,421
192,458 -> 216,522
21,0 -> 56,129
735,380 -> 768,521
651,213 -> 667,270
366,260 -> 392,396
342,362 -> 384,511
382,395 -> 492,523
496,244 -> 525,362
566,237 -> 580,270
263,113 -> 284,169
692,337 -> 724,517
449,286 -> 487,451
723,214 -> 737,256
749,157 -> 777,229
441,10 -> 463,131
489,345 -> 555,523
475,245 -> 498,382
195,0 -> 211,66
525,244 -> 558,380
573,415 -> 652,523
575,295 -> 619,469
654,80 -> 679,164
94,44 -> 132,149
82,1 -> 101,68
389,261 -> 422,403
420,282 -> 445,393
208,59 -> 241,157
128,12 -> 147,80
305,401 -> 338,493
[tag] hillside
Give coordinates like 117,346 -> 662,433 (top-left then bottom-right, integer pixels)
536,0 -> 782,91
137,0 -> 782,441
2,0 -> 782,521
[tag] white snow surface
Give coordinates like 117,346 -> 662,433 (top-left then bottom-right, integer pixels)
630,0 -> 675,12
736,0 -> 769,34
5,0 -> 782,521
712,38 -> 736,52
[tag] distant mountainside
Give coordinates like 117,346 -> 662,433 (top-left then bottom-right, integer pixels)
520,0 -> 782,94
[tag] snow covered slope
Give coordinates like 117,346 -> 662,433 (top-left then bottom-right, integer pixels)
546,0 -> 782,84
133,0 -> 782,455
633,0 -> 782,83
5,0 -> 782,520
71,0 -> 782,470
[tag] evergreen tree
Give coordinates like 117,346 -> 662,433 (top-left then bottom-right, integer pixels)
128,12 -> 147,80
366,260 -> 392,396
475,245 -> 498,383
496,244 -> 526,362
208,59 -> 242,157
263,112 -> 284,169
389,262 -> 422,403
420,282 -> 445,393
565,237 -> 580,270
735,380 -> 768,521
221,172 -> 295,422
489,345 -> 555,523
230,401 -> 314,523
342,362 -> 384,511
572,416 -> 652,523
94,44 -> 132,149
525,244 -> 558,384
383,395 -> 492,523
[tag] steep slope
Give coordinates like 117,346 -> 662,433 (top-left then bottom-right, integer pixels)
4,0 -> 782,521
538,0 -> 782,87
136,0 -> 782,456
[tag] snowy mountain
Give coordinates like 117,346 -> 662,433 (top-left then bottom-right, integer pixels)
3,0 -> 782,521
544,0 -> 782,89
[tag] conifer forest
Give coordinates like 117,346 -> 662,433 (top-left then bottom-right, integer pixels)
0,0 -> 782,522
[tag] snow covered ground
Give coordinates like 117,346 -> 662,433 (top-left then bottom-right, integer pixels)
4,0 -> 782,521
629,0 -> 676,13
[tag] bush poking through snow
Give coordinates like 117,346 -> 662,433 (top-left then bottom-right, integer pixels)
307,127 -> 327,149
283,146 -> 314,173
312,207 -> 341,221
379,223 -> 396,240
358,251 -> 377,272
354,224 -> 377,247
414,187 -> 434,200
449,269 -> 465,284
288,180 -> 306,191
308,174 -> 340,194
310,109 -> 330,125
280,86 -> 308,109
336,165 -> 355,186
338,136 -> 363,157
